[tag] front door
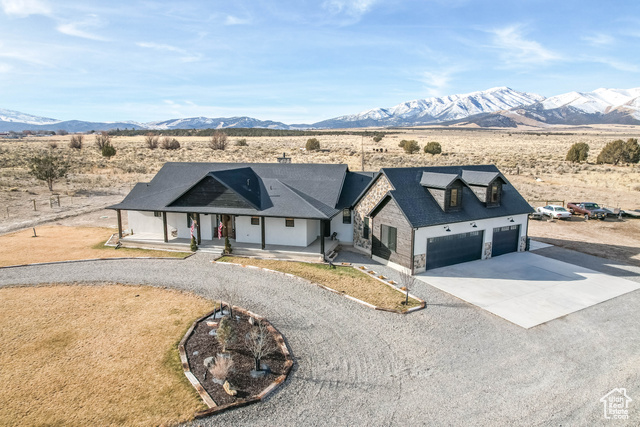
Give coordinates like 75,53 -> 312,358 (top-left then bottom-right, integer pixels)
223,215 -> 236,239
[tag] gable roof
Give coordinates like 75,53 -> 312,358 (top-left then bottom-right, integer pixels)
108,162 -> 370,220
379,165 -> 533,228
419,172 -> 461,189
461,170 -> 505,186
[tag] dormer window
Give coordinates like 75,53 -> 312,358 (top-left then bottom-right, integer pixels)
487,182 -> 502,207
450,188 -> 458,207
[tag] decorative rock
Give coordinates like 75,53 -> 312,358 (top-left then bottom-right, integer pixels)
248,317 -> 255,326
209,329 -> 217,336
223,380 -> 237,396
193,351 -> 199,356
203,356 -> 214,368
206,320 -> 219,328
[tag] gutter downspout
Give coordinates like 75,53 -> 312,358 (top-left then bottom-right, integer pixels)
410,227 -> 415,275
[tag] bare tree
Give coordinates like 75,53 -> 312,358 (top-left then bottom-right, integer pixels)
209,131 -> 228,150
216,316 -> 235,353
245,322 -> 276,372
145,133 -> 159,149
219,285 -> 240,319
398,270 -> 416,306
94,132 -> 111,150
160,136 -> 180,150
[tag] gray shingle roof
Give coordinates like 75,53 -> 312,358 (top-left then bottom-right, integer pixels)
108,162 -> 361,220
461,170 -> 504,186
419,172 -> 461,189
381,165 -> 533,228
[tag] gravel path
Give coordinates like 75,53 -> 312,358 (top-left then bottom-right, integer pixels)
1,252 -> 638,426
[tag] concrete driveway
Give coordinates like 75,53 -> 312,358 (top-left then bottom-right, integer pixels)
417,251 -> 640,328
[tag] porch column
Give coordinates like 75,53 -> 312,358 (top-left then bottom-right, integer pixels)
196,213 -> 201,245
261,216 -> 265,250
162,212 -> 168,243
117,210 -> 122,239
320,219 -> 325,257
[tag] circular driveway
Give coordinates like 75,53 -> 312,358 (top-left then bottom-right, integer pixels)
1,253 -> 638,426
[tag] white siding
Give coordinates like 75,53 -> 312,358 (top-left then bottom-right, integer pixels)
235,216 -> 262,244
128,211 -> 163,236
413,214 -> 529,272
306,219 -> 320,245
330,210 -> 354,244
265,217 -> 309,247
200,214 -> 214,240
167,212 -> 190,239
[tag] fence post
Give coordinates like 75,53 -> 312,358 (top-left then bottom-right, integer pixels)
32,199 -> 37,211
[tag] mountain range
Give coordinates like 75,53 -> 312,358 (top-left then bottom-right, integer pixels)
2,87 -> 639,132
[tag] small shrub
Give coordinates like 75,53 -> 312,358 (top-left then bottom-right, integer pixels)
69,135 -> 83,149
305,138 -> 320,151
373,134 -> 384,143
209,354 -> 234,382
398,140 -> 407,148
28,153 -> 69,191
402,140 -> 420,154
424,141 -> 442,155
94,132 -> 111,150
160,137 -> 181,150
48,141 -> 58,149
235,138 -> 248,146
209,131 -> 228,150
565,142 -> 589,163
217,316 -> 235,352
145,133 -> 159,149
190,236 -> 198,252
224,236 -> 232,254
101,142 -> 116,159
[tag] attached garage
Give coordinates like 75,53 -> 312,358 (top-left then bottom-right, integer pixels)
492,225 -> 520,257
426,231 -> 484,270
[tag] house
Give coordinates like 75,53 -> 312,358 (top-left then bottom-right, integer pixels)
108,162 -> 532,273
108,162 -> 374,258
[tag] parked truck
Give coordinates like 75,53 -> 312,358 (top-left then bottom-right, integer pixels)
566,202 -> 613,220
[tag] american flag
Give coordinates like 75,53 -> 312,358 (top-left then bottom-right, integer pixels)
190,219 -> 195,239
218,221 -> 223,239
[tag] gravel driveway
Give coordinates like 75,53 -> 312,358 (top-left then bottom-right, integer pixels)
1,253 -> 638,426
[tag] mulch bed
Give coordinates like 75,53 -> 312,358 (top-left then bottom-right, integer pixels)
185,308 -> 288,406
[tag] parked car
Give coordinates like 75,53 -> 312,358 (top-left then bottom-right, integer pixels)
536,205 -> 572,219
566,202 -> 614,220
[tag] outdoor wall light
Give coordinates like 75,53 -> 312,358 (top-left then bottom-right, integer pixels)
508,217 -> 514,223
470,222 -> 477,228
444,226 -> 451,232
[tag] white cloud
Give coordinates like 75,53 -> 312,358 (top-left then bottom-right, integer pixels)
489,24 -> 561,68
224,15 -> 250,25
0,0 -> 51,17
583,55 -> 638,72
583,33 -> 614,46
137,42 -> 202,63
56,14 -> 109,41
421,69 -> 454,97
322,0 -> 378,18
0,63 -> 11,73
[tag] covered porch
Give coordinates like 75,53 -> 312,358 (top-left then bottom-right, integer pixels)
118,233 -> 340,262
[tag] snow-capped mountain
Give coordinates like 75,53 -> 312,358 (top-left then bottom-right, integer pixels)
541,88 -> 640,117
146,116 -> 290,130
0,108 -> 60,125
312,87 -> 545,128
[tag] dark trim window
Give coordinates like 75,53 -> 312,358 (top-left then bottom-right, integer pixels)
153,211 -> 161,218
363,217 -> 370,239
285,218 -> 295,227
490,184 -> 500,204
450,188 -> 458,207
186,213 -> 193,227
381,224 -> 397,252
342,208 -> 351,224
251,216 -> 260,226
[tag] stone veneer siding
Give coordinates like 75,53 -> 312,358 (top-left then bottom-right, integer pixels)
353,175 -> 393,252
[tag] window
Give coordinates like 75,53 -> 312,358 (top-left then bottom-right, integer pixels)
380,224 -> 397,252
490,184 -> 500,204
251,216 -> 260,226
342,208 -> 351,224
363,217 -> 370,239
450,188 -> 458,207
153,211 -> 161,217
186,213 -> 193,227
285,218 -> 295,227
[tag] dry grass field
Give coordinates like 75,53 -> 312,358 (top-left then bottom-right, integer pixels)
218,256 -> 421,311
0,284 -> 215,427
1,124 -> 639,257
0,225 -> 188,267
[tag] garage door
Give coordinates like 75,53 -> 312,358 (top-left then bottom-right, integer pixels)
492,225 -> 520,257
426,231 -> 484,270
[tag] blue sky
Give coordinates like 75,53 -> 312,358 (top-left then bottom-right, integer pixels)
0,0 -> 638,124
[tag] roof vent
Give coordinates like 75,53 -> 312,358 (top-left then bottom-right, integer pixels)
277,152 -> 291,164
